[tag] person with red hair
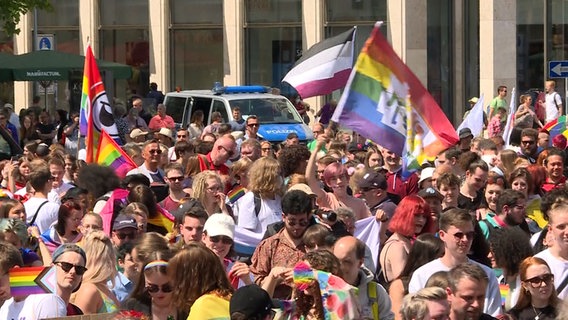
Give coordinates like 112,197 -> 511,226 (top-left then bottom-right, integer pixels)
378,195 -> 432,284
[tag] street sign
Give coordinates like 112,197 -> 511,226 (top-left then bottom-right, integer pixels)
36,34 -> 54,51
549,61 -> 568,78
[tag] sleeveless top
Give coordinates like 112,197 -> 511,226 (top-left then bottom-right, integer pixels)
97,288 -> 119,313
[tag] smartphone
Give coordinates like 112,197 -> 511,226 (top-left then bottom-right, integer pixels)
10,155 -> 20,163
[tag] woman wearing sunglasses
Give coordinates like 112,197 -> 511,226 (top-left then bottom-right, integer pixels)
71,231 -> 120,314
202,213 -> 253,289
508,257 -> 560,319
122,249 -> 184,320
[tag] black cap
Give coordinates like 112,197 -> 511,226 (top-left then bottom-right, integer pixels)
459,128 -> 473,139
358,171 -> 387,190
418,187 -> 443,201
112,214 -> 137,231
230,284 -> 276,317
347,142 -> 365,153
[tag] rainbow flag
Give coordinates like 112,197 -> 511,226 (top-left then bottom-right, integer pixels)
95,129 -> 137,178
9,266 -> 55,296
542,115 -> 568,140
332,22 -> 458,160
79,44 -> 121,163
147,206 -> 175,233
227,185 -> 246,204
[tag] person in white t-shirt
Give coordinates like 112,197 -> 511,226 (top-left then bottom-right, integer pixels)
408,208 -> 502,317
534,203 -> 568,299
48,157 -> 74,204
235,157 -> 283,234
0,242 -> 67,319
545,80 -> 563,123
24,162 -> 60,234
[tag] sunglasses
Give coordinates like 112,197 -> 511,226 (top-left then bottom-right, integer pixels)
450,231 -> 475,241
148,149 -> 163,154
286,219 -> 310,227
167,176 -> 184,182
55,261 -> 87,276
209,235 -> 233,245
115,231 -> 137,240
220,145 -> 235,157
247,123 -> 259,128
521,140 -> 535,145
146,283 -> 173,293
177,135 -> 187,138
525,274 -> 554,287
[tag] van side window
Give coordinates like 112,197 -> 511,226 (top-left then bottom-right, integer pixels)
212,100 -> 229,123
192,97 -> 213,124
164,97 -> 187,124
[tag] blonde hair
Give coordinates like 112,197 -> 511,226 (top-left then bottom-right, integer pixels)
247,157 -> 284,198
122,202 -> 149,219
82,230 -> 117,285
231,157 -> 252,182
400,287 -> 447,320
192,171 -> 222,205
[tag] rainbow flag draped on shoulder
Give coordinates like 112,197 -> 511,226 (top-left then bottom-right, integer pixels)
332,22 -> 458,165
79,44 -> 121,163
95,129 -> 137,178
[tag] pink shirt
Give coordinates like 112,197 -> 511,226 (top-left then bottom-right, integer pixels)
148,114 -> 175,131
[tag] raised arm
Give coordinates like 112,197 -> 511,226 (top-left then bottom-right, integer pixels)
305,135 -> 329,200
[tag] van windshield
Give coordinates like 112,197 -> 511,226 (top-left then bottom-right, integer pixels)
228,97 -> 303,124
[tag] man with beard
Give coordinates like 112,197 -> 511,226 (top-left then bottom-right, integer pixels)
518,128 -> 539,164
249,190 -> 312,299
478,189 -> 527,239
380,146 -> 419,201
447,263 -> 497,320
408,208 -> 501,317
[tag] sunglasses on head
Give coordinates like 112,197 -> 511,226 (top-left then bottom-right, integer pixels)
55,261 -> 87,276
146,283 -> 173,293
209,235 -> 233,245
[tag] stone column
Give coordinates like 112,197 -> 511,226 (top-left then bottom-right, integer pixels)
302,0 -> 325,121
14,13 -> 33,112
479,0 -> 516,106
79,0 -> 98,54
223,0 -> 244,86
149,0 -> 170,91
387,0 -> 428,87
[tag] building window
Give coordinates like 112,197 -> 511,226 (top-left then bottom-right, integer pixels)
170,0 -> 223,90
99,0 -> 148,106
36,0 -> 80,112
427,0 -> 454,120
245,0 -> 302,95
464,0 -> 479,105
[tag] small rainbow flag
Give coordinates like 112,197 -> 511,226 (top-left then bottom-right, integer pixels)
227,185 -> 246,204
95,129 -> 137,178
9,266 -> 55,296
499,283 -> 509,307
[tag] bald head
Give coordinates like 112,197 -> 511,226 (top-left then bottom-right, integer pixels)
333,236 -> 365,285
211,134 -> 236,165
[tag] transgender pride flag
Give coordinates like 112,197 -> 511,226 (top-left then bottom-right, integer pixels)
332,22 -> 458,158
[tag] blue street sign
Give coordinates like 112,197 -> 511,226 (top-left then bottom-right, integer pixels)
549,61 -> 568,78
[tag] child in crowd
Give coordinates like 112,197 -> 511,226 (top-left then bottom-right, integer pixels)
488,108 -> 506,138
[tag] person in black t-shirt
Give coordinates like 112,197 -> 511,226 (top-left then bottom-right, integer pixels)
34,111 -> 56,145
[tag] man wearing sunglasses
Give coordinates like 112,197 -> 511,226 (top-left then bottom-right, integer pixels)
250,190 -> 313,299
127,140 -> 166,185
409,208 -> 502,317
51,244 -> 87,315
111,214 -> 139,248
160,163 -> 189,212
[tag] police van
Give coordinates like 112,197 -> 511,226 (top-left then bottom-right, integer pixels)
163,85 -> 313,143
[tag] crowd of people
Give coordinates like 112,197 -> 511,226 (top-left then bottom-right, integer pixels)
1,88 -> 568,320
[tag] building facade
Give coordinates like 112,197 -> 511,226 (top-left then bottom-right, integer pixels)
0,0 -> 563,125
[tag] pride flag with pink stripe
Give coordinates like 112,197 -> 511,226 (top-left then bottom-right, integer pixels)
95,129 -> 137,178
332,22 -> 458,159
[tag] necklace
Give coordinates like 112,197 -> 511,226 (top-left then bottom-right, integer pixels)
532,305 -> 543,320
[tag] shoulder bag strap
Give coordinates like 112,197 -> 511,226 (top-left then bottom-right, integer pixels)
557,272 -> 568,294
29,200 -> 49,226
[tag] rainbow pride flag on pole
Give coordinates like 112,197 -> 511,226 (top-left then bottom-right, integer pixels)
542,114 -> 568,140
79,44 -> 120,163
95,129 -> 137,178
332,22 -> 458,160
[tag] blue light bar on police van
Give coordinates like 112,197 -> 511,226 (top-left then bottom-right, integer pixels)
212,82 -> 268,95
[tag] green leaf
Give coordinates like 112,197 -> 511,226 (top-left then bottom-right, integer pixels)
0,0 -> 53,35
